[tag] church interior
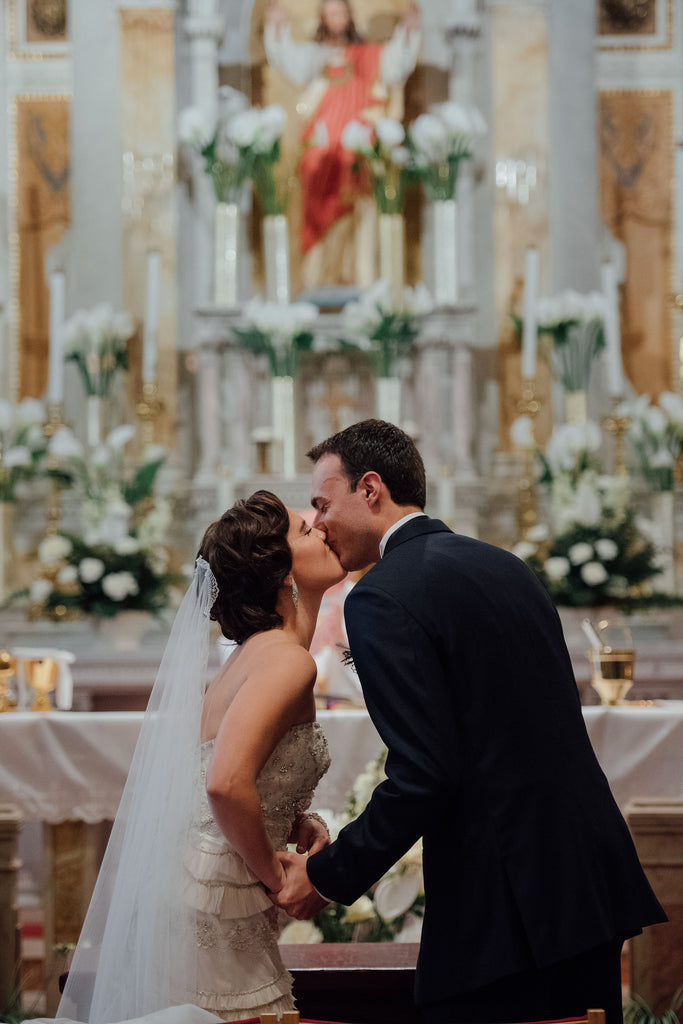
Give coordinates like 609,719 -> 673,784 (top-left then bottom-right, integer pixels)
1,0 -> 683,1018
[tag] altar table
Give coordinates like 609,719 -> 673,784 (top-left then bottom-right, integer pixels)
2,704 -> 683,823
2,703 -> 683,1013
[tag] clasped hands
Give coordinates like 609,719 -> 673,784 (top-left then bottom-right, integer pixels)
266,812 -> 330,919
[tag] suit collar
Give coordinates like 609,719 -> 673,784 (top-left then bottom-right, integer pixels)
383,515 -> 452,556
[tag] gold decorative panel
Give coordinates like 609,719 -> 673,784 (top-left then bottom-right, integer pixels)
598,0 -> 672,51
12,95 -> 71,399
599,90 -> 673,397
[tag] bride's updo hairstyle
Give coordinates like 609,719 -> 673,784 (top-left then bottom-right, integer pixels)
198,490 -> 292,644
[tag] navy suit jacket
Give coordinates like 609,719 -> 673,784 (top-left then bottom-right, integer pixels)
307,517 -> 665,1004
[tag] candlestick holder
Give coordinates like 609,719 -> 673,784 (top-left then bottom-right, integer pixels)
601,398 -> 631,476
0,651 -> 17,713
515,378 -> 541,538
42,403 -> 67,536
136,380 -> 165,448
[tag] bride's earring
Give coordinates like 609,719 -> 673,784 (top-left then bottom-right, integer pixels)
291,577 -> 299,608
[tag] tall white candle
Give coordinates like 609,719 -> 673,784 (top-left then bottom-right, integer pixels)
142,251 -> 161,382
521,249 -> 539,380
47,270 -> 66,402
601,261 -> 623,397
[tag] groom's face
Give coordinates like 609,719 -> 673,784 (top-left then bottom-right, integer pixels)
310,454 -> 379,571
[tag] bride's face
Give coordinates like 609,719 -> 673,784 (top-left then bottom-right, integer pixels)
286,510 -> 346,592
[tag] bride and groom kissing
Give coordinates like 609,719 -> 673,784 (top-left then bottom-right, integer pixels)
55,419 -> 664,1024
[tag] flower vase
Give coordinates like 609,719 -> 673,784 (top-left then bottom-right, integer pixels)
378,213 -> 404,311
97,610 -> 154,651
214,202 -> 240,308
86,395 -> 105,448
650,490 -> 676,592
263,214 -> 290,305
271,375 -> 296,479
0,502 -> 13,604
565,390 -> 587,424
376,376 -> 402,425
432,199 -> 459,307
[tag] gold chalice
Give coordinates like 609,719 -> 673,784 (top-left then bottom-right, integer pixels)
0,650 -> 17,712
587,648 -> 636,705
24,656 -> 59,712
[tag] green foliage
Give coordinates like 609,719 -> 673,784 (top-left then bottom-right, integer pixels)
231,326 -> 314,378
339,311 -> 419,378
121,458 -> 165,508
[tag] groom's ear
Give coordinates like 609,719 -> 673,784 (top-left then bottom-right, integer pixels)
360,471 -> 382,506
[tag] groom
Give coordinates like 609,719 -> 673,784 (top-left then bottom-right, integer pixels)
271,419 -> 665,1024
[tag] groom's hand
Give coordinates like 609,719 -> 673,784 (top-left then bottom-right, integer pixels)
268,851 -> 329,919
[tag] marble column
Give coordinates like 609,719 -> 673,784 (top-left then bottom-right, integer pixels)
184,4 -> 225,311
195,341 -> 222,487
547,0 -> 599,291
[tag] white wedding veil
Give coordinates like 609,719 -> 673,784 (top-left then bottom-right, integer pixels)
57,558 -> 220,1024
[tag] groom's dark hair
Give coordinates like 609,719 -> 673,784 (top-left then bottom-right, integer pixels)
307,419 -> 426,508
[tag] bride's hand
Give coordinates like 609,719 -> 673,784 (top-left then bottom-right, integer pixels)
289,812 -> 330,855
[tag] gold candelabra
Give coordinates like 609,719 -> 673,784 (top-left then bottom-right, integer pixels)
42,402 -> 67,536
516,378 -> 541,537
0,651 -> 17,713
24,656 -> 58,712
601,398 -> 631,477
136,380 -> 165,448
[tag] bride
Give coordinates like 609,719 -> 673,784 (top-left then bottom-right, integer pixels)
53,490 -> 346,1024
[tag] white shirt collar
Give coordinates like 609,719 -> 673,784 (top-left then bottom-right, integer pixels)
379,512 -> 427,558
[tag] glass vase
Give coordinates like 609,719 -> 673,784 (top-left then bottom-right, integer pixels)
376,376 -> 402,425
214,202 -> 240,308
378,213 -> 404,311
431,199 -> 459,307
565,390 -> 587,423
271,375 -> 296,479
263,214 -> 290,305
86,395 -> 107,448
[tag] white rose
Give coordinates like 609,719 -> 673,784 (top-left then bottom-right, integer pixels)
143,444 -> 166,464
278,920 -> 323,945
227,108 -> 261,148
79,557 -> 106,583
257,104 -> 287,149
101,571 -> 139,601
544,556 -> 570,580
341,119 -> 373,154
3,446 -> 31,468
580,561 -> 608,586
48,427 -> 85,459
30,578 -> 53,602
510,415 -> 535,451
595,538 -> 618,561
433,100 -> 472,135
395,912 -> 424,943
403,282 -> 434,316
38,534 -> 72,564
512,541 -> 536,562
568,542 -> 593,565
659,390 -> 683,425
14,397 -> 46,427
114,535 -> 140,556
344,895 -> 377,923
409,113 -> 448,164
527,523 -> 550,543
177,105 -> 215,148
105,424 -> 136,450
376,118 -> 405,150
56,565 -> 78,585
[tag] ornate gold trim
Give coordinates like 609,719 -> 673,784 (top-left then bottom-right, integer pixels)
8,92 -> 72,401
598,0 -> 673,51
8,0 -> 70,60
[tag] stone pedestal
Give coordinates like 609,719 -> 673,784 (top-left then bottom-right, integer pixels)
0,805 -> 22,1014
626,799 -> 683,1015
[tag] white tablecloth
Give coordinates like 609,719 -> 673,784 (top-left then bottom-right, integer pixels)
1,704 -> 682,823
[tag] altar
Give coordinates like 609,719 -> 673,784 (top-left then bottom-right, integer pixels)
2,702 -> 683,1013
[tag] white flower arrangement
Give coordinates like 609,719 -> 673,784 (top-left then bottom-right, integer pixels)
406,101 -> 486,201
525,289 -> 607,393
340,280 -> 433,377
232,298 -> 319,378
63,302 -> 134,398
24,426 -> 179,621
179,92 -> 289,214
341,117 -> 409,215
294,750 -> 424,944
618,392 -> 683,492
0,398 -> 56,502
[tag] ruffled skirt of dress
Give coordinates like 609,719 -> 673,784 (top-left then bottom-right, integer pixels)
183,826 -> 295,1021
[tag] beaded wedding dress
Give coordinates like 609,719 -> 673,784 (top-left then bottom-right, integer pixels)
185,722 -> 331,1021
